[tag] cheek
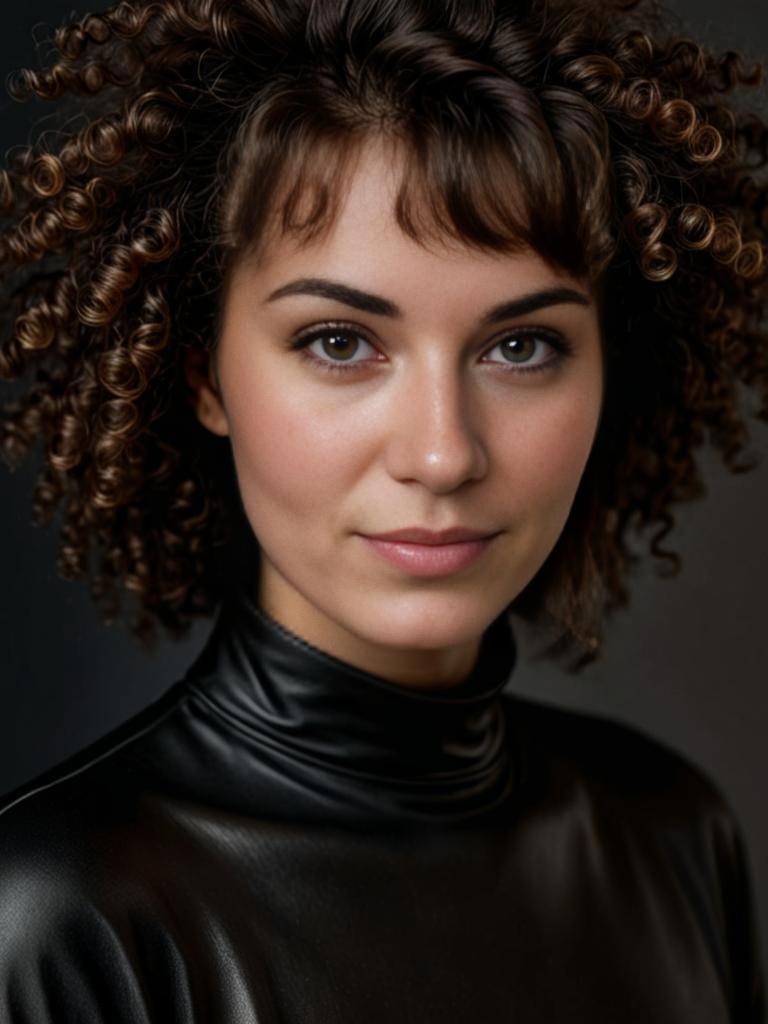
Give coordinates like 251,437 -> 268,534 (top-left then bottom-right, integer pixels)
223,378 -> 362,532
498,380 -> 602,522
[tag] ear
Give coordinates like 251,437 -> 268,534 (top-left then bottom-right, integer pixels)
183,346 -> 230,437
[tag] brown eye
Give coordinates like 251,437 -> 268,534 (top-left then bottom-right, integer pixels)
484,329 -> 572,375
290,323 -> 381,375
318,331 -> 363,361
499,336 -> 537,363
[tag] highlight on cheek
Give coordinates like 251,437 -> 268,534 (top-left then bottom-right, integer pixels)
289,322 -> 575,378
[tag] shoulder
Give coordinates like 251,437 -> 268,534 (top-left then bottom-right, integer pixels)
0,675 -> 196,852
0,678 -> 180,872
0,681 -> 195,1019
0,681 -> 191,928
503,695 -> 765,1019
503,692 -> 743,844
0,782 -> 118,1019
0,675 -> 190,817
502,693 -> 758,950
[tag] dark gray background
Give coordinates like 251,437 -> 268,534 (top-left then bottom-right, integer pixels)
1,0 -> 767,985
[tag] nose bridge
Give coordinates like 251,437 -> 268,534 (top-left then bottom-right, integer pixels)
386,347 -> 487,490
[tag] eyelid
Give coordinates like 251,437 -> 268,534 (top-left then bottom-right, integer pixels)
293,319 -> 375,345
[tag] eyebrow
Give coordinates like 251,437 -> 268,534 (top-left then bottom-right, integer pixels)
266,277 -> 591,326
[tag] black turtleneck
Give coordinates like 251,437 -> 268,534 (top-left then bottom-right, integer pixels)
181,584 -> 518,827
0,582 -> 763,1022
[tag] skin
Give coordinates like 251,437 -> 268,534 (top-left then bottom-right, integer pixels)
186,136 -> 605,689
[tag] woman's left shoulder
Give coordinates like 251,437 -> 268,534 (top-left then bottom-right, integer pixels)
501,694 -> 765,1021
503,692 -> 746,843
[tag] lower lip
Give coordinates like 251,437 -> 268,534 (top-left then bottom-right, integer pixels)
360,535 -> 498,577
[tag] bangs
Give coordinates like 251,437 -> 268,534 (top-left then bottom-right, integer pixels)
218,81 -> 616,281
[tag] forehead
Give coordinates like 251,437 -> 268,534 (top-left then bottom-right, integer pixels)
238,136 -> 589,304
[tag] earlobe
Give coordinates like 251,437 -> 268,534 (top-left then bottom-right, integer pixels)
183,346 -> 230,438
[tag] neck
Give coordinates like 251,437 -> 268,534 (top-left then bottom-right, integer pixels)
182,581 -> 519,828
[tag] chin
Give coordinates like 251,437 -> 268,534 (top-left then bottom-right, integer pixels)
342,591 -> 508,651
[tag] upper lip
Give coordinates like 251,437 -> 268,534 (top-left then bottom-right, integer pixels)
362,527 -> 499,545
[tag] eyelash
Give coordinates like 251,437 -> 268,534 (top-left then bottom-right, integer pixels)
289,321 -> 574,377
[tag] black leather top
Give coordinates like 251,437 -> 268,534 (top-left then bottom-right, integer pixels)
0,582 -> 764,1022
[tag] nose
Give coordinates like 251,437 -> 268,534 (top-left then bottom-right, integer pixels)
384,354 -> 489,494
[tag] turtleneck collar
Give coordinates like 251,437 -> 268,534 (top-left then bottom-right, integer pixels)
182,582 -> 518,828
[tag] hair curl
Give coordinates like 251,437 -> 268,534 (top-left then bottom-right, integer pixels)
1,0 -> 766,669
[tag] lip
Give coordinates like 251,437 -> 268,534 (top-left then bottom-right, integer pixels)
363,526 -> 497,545
359,533 -> 500,577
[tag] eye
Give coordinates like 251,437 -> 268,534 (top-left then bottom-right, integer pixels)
482,329 -> 572,374
290,324 -> 381,374
290,322 -> 573,376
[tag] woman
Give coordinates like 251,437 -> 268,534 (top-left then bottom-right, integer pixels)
0,0 -> 765,1020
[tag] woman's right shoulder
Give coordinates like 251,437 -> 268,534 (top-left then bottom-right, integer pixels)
0,681 -> 196,1019
0,768 -> 166,1023
0,678 -> 192,902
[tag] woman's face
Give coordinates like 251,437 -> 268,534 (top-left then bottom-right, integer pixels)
188,137 -> 604,687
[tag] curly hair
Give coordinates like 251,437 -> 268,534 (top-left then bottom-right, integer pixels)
1,0 -> 766,669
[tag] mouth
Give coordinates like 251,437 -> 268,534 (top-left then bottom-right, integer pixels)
359,533 -> 500,577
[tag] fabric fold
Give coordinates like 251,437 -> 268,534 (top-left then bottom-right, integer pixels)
181,582 -> 518,826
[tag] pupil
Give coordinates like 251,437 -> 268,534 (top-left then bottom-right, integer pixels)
322,334 -> 356,360
504,337 -> 535,362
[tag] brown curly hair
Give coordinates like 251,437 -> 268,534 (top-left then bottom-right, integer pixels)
1,0 -> 766,669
